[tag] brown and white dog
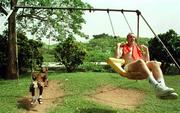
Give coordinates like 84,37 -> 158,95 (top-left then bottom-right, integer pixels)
29,67 -> 48,104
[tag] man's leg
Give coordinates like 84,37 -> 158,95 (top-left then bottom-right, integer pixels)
126,59 -> 157,81
146,61 -> 178,98
146,61 -> 171,88
126,60 -> 174,97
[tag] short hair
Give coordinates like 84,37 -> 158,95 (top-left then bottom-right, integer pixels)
127,33 -> 136,38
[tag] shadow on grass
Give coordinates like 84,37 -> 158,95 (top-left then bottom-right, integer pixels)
77,107 -> 117,113
17,97 -> 34,111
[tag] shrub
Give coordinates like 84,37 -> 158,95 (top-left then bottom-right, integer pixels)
54,35 -> 86,72
0,32 -> 8,78
0,31 -> 43,77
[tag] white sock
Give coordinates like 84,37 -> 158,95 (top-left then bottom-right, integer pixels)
157,77 -> 166,87
147,73 -> 159,87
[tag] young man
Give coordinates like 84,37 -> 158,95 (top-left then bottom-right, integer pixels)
114,33 -> 178,99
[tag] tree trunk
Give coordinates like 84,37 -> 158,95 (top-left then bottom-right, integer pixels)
6,0 -> 18,79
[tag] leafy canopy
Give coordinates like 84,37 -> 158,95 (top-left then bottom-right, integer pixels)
1,0 -> 91,41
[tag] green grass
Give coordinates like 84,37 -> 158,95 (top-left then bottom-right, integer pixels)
0,72 -> 180,113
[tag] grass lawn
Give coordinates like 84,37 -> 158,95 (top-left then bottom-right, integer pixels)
0,72 -> 180,113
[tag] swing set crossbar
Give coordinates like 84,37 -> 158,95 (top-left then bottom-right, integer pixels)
15,6 -> 140,13
13,5 -> 180,70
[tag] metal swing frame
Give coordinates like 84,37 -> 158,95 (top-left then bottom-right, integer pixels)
4,5 -> 180,72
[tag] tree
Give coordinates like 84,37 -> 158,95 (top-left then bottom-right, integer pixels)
16,0 -> 90,40
148,29 -> 180,73
17,32 -> 43,74
6,0 -> 18,79
0,31 -> 43,78
55,35 -> 86,72
0,0 -> 91,79
0,32 -> 8,78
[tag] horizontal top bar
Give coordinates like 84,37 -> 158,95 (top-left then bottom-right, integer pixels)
15,5 -> 141,14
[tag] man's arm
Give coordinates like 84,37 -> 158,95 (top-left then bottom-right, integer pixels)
114,43 -> 123,58
140,45 -> 150,61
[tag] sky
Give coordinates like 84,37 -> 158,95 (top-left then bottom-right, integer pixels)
81,0 -> 180,38
0,0 -> 179,42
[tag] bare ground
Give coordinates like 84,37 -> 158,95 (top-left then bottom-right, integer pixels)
17,81 -> 145,112
17,80 -> 64,113
89,85 -> 146,110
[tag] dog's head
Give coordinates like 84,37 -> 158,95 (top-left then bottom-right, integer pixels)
41,67 -> 48,73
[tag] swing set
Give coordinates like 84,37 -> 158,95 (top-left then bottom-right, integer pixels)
2,5 -> 180,80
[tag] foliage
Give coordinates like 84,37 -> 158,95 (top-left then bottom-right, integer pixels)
0,32 -> 8,78
41,43 -> 57,62
85,34 -> 121,62
17,32 -> 43,73
54,35 -> 86,72
0,0 -> 91,41
79,62 -> 106,72
85,33 -> 150,62
148,29 -> 180,73
17,32 -> 31,73
0,0 -> 91,79
77,34 -> 150,72
27,39 -> 44,70
0,31 -> 43,76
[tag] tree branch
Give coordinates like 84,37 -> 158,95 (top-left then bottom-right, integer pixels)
17,13 -> 47,21
0,5 -> 8,15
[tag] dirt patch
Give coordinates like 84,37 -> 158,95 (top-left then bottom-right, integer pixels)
17,80 -> 64,113
89,85 -> 146,110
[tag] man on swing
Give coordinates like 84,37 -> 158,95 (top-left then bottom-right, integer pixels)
115,33 -> 178,99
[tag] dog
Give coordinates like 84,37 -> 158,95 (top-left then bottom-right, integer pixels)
29,67 -> 48,104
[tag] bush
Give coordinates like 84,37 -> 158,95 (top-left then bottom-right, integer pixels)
54,35 -> 86,72
17,32 -> 43,73
0,31 -> 43,77
148,29 -> 180,73
0,32 -> 8,78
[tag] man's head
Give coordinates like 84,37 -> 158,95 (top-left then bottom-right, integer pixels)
41,67 -> 48,73
127,33 -> 136,39
127,33 -> 137,44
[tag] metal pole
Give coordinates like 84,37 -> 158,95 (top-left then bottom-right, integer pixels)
107,11 -> 116,36
15,6 -> 138,13
122,12 -> 133,33
137,11 -> 140,39
140,14 -> 180,70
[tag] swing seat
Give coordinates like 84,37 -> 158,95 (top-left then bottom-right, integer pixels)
107,57 -> 127,76
107,57 -> 146,80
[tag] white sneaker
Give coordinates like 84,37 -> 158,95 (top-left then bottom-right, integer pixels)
38,95 -> 43,104
165,86 -> 174,91
155,84 -> 174,97
159,92 -> 178,99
